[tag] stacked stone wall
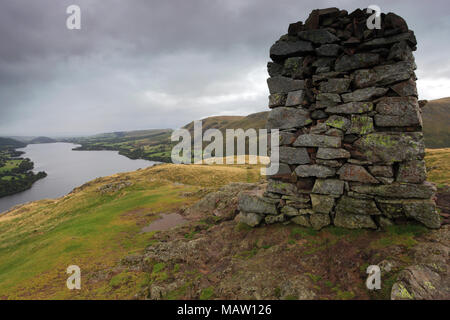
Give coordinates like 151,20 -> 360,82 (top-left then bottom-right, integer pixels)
238,7 -> 440,230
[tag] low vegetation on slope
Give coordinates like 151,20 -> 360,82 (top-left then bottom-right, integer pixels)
0,149 -> 448,300
422,98 -> 450,148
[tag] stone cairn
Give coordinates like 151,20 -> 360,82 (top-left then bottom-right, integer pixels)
238,8 -> 441,230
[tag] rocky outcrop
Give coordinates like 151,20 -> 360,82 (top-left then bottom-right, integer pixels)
238,8 -> 440,230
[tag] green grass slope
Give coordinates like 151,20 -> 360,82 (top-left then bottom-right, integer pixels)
422,97 -> 450,148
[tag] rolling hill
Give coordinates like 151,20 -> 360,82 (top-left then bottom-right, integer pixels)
422,97 -> 450,148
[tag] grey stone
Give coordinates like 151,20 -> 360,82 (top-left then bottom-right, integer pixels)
268,93 -> 287,108
238,193 -> 278,215
369,165 -> 393,178
391,78 -> 417,97
325,102 -> 374,114
347,115 -> 374,135
311,194 -> 335,214
359,31 -> 417,49
309,122 -> 329,134
312,179 -> 345,196
295,165 -> 336,178
279,147 -> 310,164
335,196 -> 381,215
388,41 -> 414,62
293,134 -> 341,148
353,132 -> 425,163
326,115 -> 350,131
375,199 -> 405,219
325,128 -> 344,138
283,57 -> 304,77
351,182 -> 436,199
267,76 -> 306,94
335,53 -> 380,72
310,214 -> 331,230
270,40 -> 314,60
267,61 -> 284,77
337,164 -> 379,184
279,131 -> 296,145
281,206 -> 299,217
267,107 -> 312,130
353,61 -> 415,89
397,160 -> 427,183
267,179 -> 297,196
403,200 -> 440,229
319,78 -> 351,93
374,96 -> 422,127
265,214 -> 286,224
291,215 -> 311,227
334,211 -> 377,229
267,163 -> 292,178
312,72 -> 342,84
240,212 -> 264,227
285,90 -> 307,106
317,148 -> 350,159
317,92 -> 341,103
298,29 -> 340,44
310,110 -> 328,119
341,87 -> 389,102
316,159 -> 343,168
377,177 -> 395,184
316,44 -> 341,56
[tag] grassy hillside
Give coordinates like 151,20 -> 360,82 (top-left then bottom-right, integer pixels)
422,97 -> 450,148
0,163 -> 262,299
0,137 -> 26,150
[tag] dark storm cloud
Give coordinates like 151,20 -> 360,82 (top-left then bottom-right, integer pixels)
0,0 -> 449,136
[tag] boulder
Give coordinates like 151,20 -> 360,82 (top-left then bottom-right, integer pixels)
403,199 -> 440,229
368,165 -> 394,178
291,215 -> 311,227
310,214 -> 331,230
267,76 -> 306,94
267,107 -> 312,130
337,164 -> 379,184
374,96 -> 422,127
325,102 -> 373,114
295,165 -> 336,178
293,134 -> 341,148
279,147 -> 310,164
285,90 -> 307,106
353,132 -> 425,163
326,115 -> 351,131
311,194 -> 335,214
270,40 -> 314,60
265,214 -> 286,224
239,212 -> 264,227
281,206 -> 300,217
335,196 -> 381,215
391,78 -> 417,97
312,179 -> 345,196
267,61 -> 284,77
341,87 -> 388,102
388,41 -> 414,62
334,53 -> 379,72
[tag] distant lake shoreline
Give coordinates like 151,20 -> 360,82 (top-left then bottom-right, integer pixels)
0,143 -> 157,214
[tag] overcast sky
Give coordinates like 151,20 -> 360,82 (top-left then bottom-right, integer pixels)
0,0 -> 449,136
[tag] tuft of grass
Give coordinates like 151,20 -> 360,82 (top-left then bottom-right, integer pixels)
199,287 -> 215,300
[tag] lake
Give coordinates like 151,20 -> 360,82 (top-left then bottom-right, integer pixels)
0,143 -> 157,214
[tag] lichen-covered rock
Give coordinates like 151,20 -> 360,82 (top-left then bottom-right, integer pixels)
325,102 -> 373,114
353,61 -> 415,89
403,199 -> 440,229
359,31 -> 417,49
291,215 -> 311,227
335,196 -> 381,215
283,57 -> 304,77
267,179 -> 298,196
279,147 -> 310,164
239,212 -> 264,227
347,115 -> 374,135
238,193 -> 278,215
334,211 -> 377,229
285,90 -> 307,106
315,44 -> 341,56
353,132 -> 425,163
311,194 -> 335,214
369,165 -> 394,178
326,115 -> 350,131
351,182 -> 436,199
293,134 -> 341,148
281,206 -> 299,217
270,40 -> 314,60
268,93 -> 287,108
267,107 -> 312,129
312,179 -> 344,196
337,164 -> 379,184
397,160 -> 427,183
310,214 -> 331,230
391,78 -> 417,97
374,96 -> 422,127
295,164 -> 335,178
265,214 -> 286,224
